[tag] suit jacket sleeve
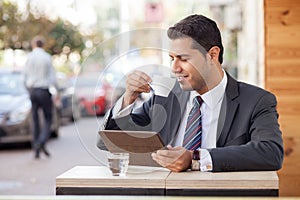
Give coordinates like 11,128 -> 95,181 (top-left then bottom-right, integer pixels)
96,98 -> 153,150
210,92 -> 284,172
104,98 -> 153,131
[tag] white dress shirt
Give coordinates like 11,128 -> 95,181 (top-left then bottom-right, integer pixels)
111,70 -> 227,171
174,71 -> 227,171
24,48 -> 57,89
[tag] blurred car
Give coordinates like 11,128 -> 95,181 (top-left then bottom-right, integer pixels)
74,71 -> 125,116
54,72 -> 81,122
101,69 -> 126,110
0,70 -> 60,144
74,74 -> 106,116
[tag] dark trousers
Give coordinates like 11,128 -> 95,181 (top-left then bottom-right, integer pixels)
29,88 -> 52,150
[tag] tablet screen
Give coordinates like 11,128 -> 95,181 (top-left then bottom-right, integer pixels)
99,130 -> 165,153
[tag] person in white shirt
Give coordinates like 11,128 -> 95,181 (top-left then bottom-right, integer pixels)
99,14 -> 283,172
24,36 -> 58,159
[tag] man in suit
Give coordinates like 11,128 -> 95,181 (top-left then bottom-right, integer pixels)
99,14 -> 283,172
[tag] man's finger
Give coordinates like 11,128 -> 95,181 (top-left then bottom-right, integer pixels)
133,70 -> 152,83
152,152 -> 178,166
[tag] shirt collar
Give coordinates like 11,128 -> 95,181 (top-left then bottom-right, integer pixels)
190,70 -> 227,109
33,47 -> 44,52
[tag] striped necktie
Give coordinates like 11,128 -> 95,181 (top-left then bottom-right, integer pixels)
183,96 -> 203,150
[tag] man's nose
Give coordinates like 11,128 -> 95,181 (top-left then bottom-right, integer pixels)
171,59 -> 181,73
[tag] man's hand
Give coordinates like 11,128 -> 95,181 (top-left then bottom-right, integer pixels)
151,145 -> 193,172
122,70 -> 152,108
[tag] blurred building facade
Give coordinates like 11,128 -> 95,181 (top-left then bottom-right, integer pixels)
87,0 -> 264,86
1,0 -> 264,87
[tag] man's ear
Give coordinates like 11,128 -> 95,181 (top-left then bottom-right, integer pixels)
208,46 -> 220,62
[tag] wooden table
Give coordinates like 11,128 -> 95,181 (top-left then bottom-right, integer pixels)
56,166 -> 279,196
166,170 -> 279,196
56,166 -> 170,195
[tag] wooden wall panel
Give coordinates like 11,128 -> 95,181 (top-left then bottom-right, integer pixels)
266,29 -> 300,47
279,116 -> 300,134
265,0 -> 300,196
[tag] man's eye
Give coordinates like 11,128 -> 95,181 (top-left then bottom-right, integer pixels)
169,57 -> 174,61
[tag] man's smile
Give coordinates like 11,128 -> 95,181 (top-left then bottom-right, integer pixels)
175,73 -> 189,82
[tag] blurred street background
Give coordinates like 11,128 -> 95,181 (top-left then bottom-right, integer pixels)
0,0 -> 269,196
0,0 -> 263,85
0,117 -> 101,195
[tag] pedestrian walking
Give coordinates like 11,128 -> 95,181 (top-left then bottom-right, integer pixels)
24,36 -> 59,159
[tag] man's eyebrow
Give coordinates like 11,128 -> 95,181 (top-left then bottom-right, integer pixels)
169,54 -> 190,58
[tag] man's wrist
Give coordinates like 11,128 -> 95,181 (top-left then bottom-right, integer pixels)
112,95 -> 134,119
191,150 -> 200,171
123,93 -> 137,108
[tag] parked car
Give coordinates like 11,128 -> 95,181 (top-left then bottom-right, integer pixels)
101,69 -> 126,110
74,74 -> 106,116
74,71 -> 125,116
0,70 -> 60,144
54,72 -> 81,122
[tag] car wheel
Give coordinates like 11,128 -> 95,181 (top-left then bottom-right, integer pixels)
71,101 -> 81,122
51,130 -> 59,138
50,108 -> 60,138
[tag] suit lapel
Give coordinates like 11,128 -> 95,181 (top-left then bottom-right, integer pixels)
216,95 -> 226,141
151,81 -> 189,145
217,73 -> 239,147
169,82 -> 189,143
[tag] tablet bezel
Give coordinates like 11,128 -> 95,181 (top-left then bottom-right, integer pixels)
98,130 -> 165,167
99,130 -> 165,153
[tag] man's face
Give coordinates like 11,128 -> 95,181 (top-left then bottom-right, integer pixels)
169,37 -> 210,94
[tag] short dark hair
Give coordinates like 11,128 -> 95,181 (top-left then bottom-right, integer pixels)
31,36 -> 45,48
167,14 -> 224,64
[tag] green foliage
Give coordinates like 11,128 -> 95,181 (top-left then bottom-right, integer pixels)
48,20 -> 85,55
0,1 -> 86,56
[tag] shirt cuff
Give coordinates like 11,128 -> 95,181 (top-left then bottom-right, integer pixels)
199,149 -> 213,171
111,95 -> 134,119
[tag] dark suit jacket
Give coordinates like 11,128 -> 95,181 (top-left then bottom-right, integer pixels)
99,73 -> 284,172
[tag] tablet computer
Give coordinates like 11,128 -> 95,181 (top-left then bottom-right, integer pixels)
99,130 -> 165,167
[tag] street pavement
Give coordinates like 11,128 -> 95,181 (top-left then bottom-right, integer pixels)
0,117 -> 104,195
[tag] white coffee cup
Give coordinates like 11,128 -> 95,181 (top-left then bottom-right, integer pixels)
107,152 -> 129,176
149,75 -> 176,97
